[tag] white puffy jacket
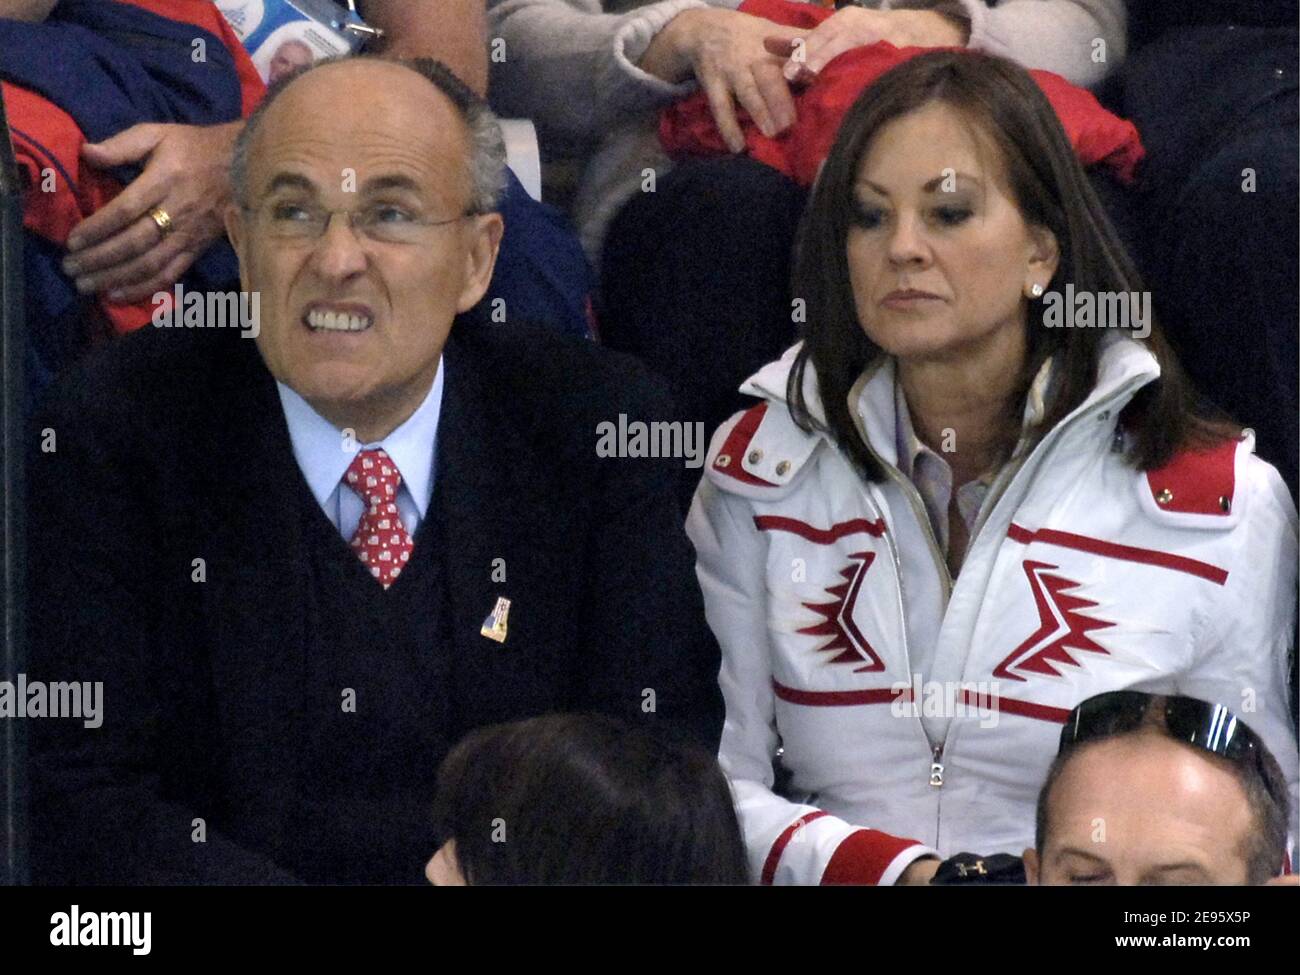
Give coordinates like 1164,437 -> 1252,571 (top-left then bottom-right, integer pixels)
687,336 -> 1299,885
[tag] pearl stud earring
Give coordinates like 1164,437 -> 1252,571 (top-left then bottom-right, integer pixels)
1029,283 -> 1044,298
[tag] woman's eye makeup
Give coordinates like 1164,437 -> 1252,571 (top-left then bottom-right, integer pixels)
849,200 -> 886,228
931,204 -> 974,226
848,197 -> 975,229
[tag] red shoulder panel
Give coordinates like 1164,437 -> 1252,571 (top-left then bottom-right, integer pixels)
1145,438 -> 1238,515
713,402 -> 777,487
3,82 -> 153,335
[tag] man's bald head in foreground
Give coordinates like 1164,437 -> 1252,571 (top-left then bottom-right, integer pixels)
231,57 -> 505,218
1026,723 -> 1289,886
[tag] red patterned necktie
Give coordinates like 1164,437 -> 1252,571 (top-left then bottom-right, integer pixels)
342,448 -> 414,588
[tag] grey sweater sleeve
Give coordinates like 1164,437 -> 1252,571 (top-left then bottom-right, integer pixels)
488,0 -> 744,143
884,0 -> 1127,87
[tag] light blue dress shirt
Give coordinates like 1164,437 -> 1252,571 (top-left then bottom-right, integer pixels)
275,359 -> 444,544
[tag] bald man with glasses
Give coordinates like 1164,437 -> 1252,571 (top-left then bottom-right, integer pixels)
26,56 -> 723,885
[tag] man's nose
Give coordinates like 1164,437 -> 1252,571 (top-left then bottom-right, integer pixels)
309,211 -> 369,280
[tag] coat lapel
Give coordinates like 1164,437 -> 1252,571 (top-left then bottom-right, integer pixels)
433,328 -> 578,724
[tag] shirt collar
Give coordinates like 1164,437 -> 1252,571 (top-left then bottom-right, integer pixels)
893,380 -> 926,482
275,356 -> 444,517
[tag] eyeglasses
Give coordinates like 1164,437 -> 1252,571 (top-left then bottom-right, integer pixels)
1059,690 -> 1281,805
243,200 -> 469,245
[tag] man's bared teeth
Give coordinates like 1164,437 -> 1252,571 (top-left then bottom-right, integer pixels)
306,310 -> 372,332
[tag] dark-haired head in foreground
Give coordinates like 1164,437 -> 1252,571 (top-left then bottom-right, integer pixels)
1026,692 -> 1290,885
427,714 -> 749,885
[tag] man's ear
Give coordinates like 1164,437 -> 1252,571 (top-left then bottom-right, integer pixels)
1026,223 -> 1060,291
1022,847 -> 1040,885
455,212 -> 504,314
224,203 -> 251,291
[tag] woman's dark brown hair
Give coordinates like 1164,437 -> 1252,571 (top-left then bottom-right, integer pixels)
788,49 -> 1234,481
431,713 -> 750,884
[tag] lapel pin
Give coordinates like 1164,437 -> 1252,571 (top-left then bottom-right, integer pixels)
480,596 -> 511,644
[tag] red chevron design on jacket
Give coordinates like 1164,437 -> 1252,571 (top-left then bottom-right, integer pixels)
993,560 -> 1114,681
798,552 -> 885,672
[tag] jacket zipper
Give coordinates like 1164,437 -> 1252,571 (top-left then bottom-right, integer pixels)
847,373 -> 1149,844
856,437 -> 952,814
856,462 -> 949,850
929,744 -> 945,787
867,484 -> 945,843
931,745 -> 945,843
930,381 -> 1146,848
857,484 -> 915,682
863,439 -> 953,602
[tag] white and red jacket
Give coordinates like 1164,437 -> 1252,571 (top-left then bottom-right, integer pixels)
687,336 -> 1299,885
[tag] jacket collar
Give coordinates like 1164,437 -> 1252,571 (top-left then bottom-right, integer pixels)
738,333 -> 1161,462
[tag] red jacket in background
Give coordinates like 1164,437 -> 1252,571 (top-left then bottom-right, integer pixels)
660,0 -> 1144,187
121,0 -> 265,116
8,0 -> 264,336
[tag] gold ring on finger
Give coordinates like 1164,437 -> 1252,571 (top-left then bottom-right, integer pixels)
148,206 -> 175,238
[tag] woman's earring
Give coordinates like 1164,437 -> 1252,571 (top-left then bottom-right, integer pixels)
1029,283 -> 1044,298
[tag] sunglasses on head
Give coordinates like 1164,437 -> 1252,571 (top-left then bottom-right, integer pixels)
1060,690 -> 1280,805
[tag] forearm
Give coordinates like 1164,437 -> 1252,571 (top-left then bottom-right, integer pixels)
32,766 -> 304,884
487,0 -> 724,142
27,573 -> 301,884
361,0 -> 490,96
728,776 -> 936,885
637,5 -> 711,84
0,0 -> 58,21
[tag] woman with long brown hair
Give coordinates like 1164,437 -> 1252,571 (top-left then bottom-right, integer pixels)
687,49 -> 1298,885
